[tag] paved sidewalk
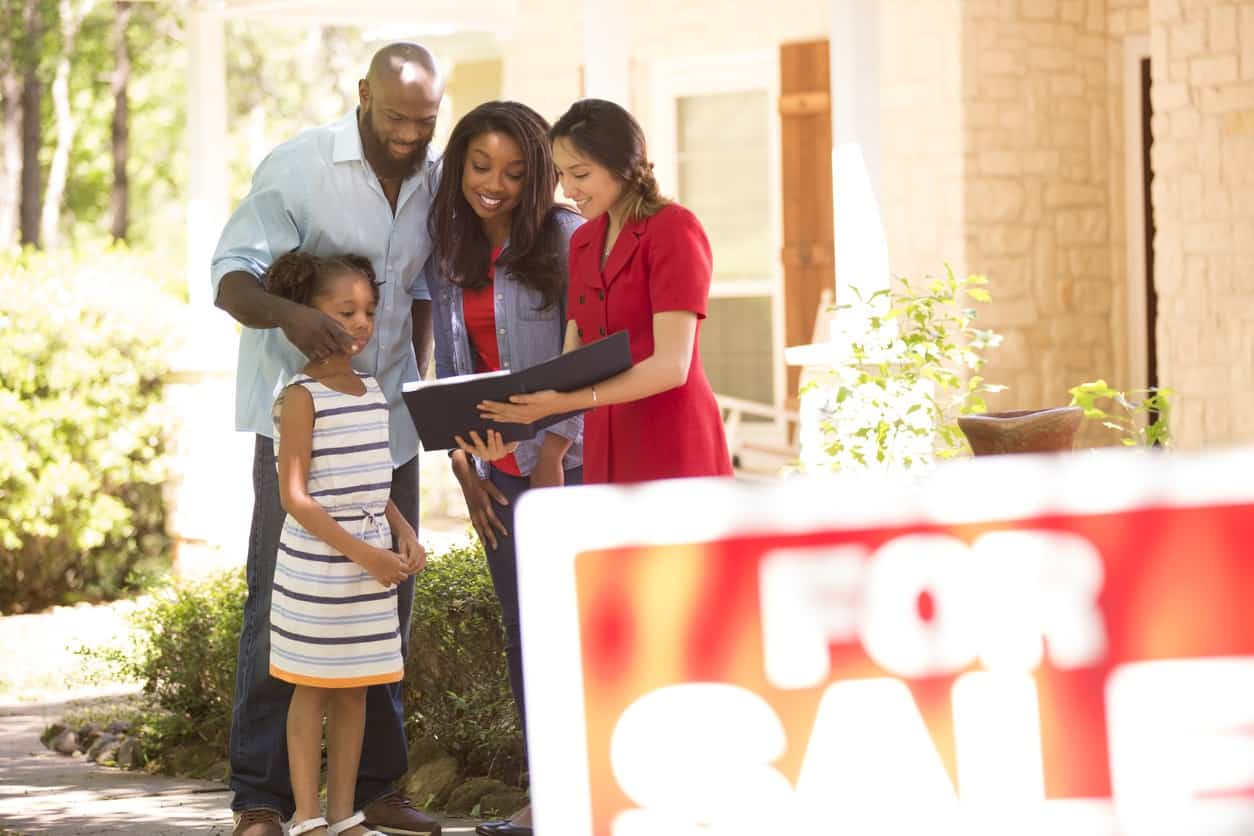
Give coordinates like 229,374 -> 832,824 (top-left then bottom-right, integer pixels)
0,700 -> 480,836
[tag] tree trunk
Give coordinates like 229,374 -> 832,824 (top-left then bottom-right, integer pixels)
19,66 -> 41,248
0,71 -> 21,246
39,0 -> 95,250
109,0 -> 130,242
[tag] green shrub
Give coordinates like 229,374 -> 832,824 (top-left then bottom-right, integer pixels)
406,536 -> 524,785
82,537 -> 524,787
0,243 -> 181,613
89,570 -> 246,757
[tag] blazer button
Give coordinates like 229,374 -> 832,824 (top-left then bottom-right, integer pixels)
579,295 -> 585,304
578,328 -> 584,338
599,327 -> 606,336
598,290 -> 605,301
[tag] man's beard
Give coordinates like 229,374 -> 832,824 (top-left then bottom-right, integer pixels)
359,107 -> 428,180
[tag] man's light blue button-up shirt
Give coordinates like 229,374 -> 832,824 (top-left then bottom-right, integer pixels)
210,111 -> 436,468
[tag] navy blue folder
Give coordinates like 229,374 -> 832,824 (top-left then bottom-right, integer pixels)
402,330 -> 632,451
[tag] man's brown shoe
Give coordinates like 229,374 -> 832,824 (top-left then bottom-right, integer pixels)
362,791 -> 442,835
233,808 -> 284,836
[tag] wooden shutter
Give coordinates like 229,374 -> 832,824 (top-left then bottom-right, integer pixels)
779,40 -> 835,406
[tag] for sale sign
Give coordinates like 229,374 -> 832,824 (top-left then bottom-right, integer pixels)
514,449 -> 1254,836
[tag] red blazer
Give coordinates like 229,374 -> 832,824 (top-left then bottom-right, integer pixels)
567,203 -> 733,484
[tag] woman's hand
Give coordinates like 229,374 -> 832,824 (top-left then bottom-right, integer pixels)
454,429 -> 519,462
478,390 -> 566,425
355,544 -> 409,588
396,530 -> 427,575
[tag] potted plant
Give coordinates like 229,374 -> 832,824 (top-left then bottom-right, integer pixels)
800,267 -> 1004,473
1067,380 -> 1173,448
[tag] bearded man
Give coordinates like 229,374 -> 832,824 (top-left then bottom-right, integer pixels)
210,42 -> 445,836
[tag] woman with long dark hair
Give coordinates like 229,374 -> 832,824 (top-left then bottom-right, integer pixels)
427,100 -> 583,836
477,98 -> 732,484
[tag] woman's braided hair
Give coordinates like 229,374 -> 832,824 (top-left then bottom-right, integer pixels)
550,98 -> 671,224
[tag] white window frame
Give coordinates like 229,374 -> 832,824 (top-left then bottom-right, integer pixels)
648,49 -> 785,415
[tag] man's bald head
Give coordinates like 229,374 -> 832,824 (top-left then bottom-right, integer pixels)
365,42 -> 442,90
358,43 -> 444,180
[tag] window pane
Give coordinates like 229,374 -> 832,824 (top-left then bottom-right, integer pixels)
700,296 -> 774,405
676,91 -> 771,281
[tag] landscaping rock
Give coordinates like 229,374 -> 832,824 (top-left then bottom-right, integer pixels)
77,723 -> 104,751
159,743 -> 220,779
41,723 -> 66,747
402,756 -> 460,809
86,734 -> 121,764
444,777 -> 508,816
479,788 -> 528,818
51,730 -> 79,755
116,736 -> 145,769
205,759 -> 231,783
407,735 -> 449,768
107,719 -> 132,735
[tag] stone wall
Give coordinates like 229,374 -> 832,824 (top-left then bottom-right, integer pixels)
1104,0 -> 1150,398
1150,0 -> 1254,447
959,0 -> 1119,412
880,0 -> 969,281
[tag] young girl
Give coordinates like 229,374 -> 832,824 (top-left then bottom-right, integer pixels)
477,98 -> 733,484
427,100 -> 584,836
265,252 -> 426,836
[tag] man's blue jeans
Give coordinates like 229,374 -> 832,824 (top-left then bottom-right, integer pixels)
229,435 -> 417,817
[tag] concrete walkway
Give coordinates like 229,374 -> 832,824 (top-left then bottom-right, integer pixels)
0,699 -> 480,836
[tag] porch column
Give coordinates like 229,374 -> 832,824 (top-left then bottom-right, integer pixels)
582,0 -> 629,105
829,0 -> 888,301
169,0 -> 252,580
186,0 -> 228,306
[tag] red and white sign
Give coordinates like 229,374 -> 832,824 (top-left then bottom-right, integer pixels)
514,449 -> 1254,836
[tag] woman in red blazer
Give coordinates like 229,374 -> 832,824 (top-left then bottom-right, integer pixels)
478,98 -> 732,484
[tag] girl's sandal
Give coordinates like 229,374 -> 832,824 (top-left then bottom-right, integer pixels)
289,817 -> 329,836
327,811 -> 384,836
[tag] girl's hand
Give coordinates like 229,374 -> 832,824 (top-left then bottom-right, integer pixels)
355,544 -> 408,588
454,429 -> 519,462
398,532 -> 426,575
478,390 -> 564,425
459,475 -> 509,551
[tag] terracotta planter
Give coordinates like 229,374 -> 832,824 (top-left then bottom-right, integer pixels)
957,406 -> 1084,456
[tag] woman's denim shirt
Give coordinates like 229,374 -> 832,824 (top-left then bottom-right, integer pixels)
429,210 -> 584,478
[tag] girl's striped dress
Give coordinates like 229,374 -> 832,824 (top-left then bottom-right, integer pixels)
269,373 -> 403,688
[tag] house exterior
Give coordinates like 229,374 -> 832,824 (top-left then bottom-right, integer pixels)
194,0 -> 1253,449
496,0 -> 1250,452
174,0 -> 1254,568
